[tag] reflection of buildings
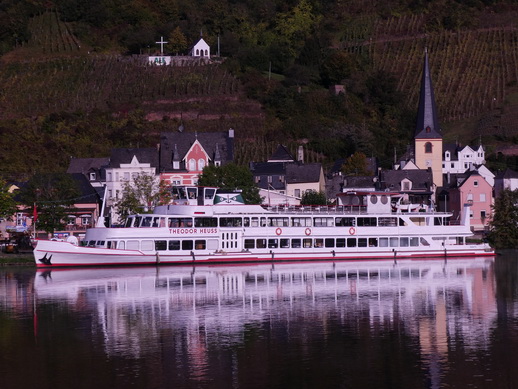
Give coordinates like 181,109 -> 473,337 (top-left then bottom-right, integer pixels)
30,258 -> 497,363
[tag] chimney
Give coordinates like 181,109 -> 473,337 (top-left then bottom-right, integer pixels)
297,146 -> 304,163
228,128 -> 234,138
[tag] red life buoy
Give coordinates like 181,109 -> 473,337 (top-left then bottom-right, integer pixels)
276,227 -> 282,236
305,228 -> 311,236
349,227 -> 356,235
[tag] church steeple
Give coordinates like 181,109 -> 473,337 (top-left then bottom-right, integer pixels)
415,48 -> 441,139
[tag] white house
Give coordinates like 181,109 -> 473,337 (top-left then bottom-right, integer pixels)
443,144 -> 486,174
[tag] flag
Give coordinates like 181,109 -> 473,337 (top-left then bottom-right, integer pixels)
33,204 -> 37,223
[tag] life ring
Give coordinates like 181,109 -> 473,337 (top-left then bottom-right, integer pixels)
305,228 -> 311,236
276,227 -> 282,236
349,227 -> 356,235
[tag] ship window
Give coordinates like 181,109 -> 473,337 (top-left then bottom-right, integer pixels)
256,239 -> 267,248
207,239 -> 218,250
118,241 -> 125,250
410,237 -> 419,246
419,237 -> 430,246
127,240 -> 139,250
370,195 -> 378,204
195,240 -> 206,250
134,216 -> 142,227
141,217 -> 153,227
182,240 -> 193,250
358,238 -> 368,247
335,217 -> 355,227
169,218 -> 193,228
155,240 -> 167,251
380,195 -> 388,204
141,240 -> 154,251
169,240 -> 180,250
313,217 -> 334,227
325,238 -> 334,248
303,238 -> 312,248
390,237 -> 398,247
315,238 -> 324,248
125,218 -> 133,227
357,217 -> 377,227
368,238 -> 378,247
220,217 -> 242,227
261,217 -> 267,227
244,218 -> 250,227
378,217 -> 397,227
268,217 -> 289,227
244,239 -> 255,249
379,238 -> 389,247
292,239 -> 301,248
347,238 -> 356,247
336,238 -> 346,248
251,217 -> 259,227
268,239 -> 278,248
280,239 -> 290,248
291,217 -> 311,227
195,217 -> 218,227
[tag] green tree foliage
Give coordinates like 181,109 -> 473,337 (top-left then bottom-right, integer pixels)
0,180 -> 18,221
168,26 -> 188,54
300,190 -> 327,205
114,173 -> 171,223
341,152 -> 373,176
20,173 -> 80,234
198,163 -> 261,204
487,189 -> 518,249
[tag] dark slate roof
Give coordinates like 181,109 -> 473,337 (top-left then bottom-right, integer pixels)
286,163 -> 322,184
443,143 -> 460,160
444,169 -> 486,189
67,157 -> 109,174
343,176 -> 378,189
108,148 -> 159,170
69,173 -> 101,204
380,169 -> 433,191
250,162 -> 286,175
415,49 -> 442,139
268,145 -> 295,162
160,131 -> 234,172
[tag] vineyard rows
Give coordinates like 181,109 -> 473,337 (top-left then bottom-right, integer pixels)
364,15 -> 518,124
0,56 -> 239,119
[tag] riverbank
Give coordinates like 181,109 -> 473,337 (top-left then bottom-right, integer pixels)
0,251 -> 35,266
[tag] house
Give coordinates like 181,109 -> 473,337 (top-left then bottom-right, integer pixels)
494,168 -> 518,198
105,148 -> 160,224
380,169 -> 434,210
444,169 -> 493,231
159,129 -> 234,186
251,145 -> 325,204
67,157 -> 109,193
443,143 -> 486,174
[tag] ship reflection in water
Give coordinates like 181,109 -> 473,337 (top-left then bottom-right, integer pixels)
1,256 -> 508,388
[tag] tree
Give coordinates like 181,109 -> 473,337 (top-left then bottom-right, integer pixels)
300,190 -> 327,205
0,179 -> 17,221
114,173 -> 171,223
168,26 -> 188,55
341,152 -> 373,176
198,163 -> 262,204
20,173 -> 80,235
487,189 -> 518,249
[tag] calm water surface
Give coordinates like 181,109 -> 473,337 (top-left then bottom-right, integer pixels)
1,252 -> 517,389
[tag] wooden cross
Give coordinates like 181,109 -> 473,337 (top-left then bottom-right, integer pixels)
156,36 -> 167,55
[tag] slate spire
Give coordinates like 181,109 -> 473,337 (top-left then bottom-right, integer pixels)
415,48 -> 441,139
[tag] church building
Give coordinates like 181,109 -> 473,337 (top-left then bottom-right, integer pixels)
414,48 -> 443,189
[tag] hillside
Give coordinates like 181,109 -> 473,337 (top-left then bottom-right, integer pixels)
2,1 -> 518,178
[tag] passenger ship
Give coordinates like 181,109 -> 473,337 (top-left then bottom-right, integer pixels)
33,186 -> 494,267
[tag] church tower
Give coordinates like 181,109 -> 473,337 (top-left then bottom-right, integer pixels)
414,48 -> 443,188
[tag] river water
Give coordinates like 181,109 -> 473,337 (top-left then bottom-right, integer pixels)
0,252 -> 516,389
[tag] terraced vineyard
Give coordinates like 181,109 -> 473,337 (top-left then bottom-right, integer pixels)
0,56 -> 239,119
366,15 -> 518,129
